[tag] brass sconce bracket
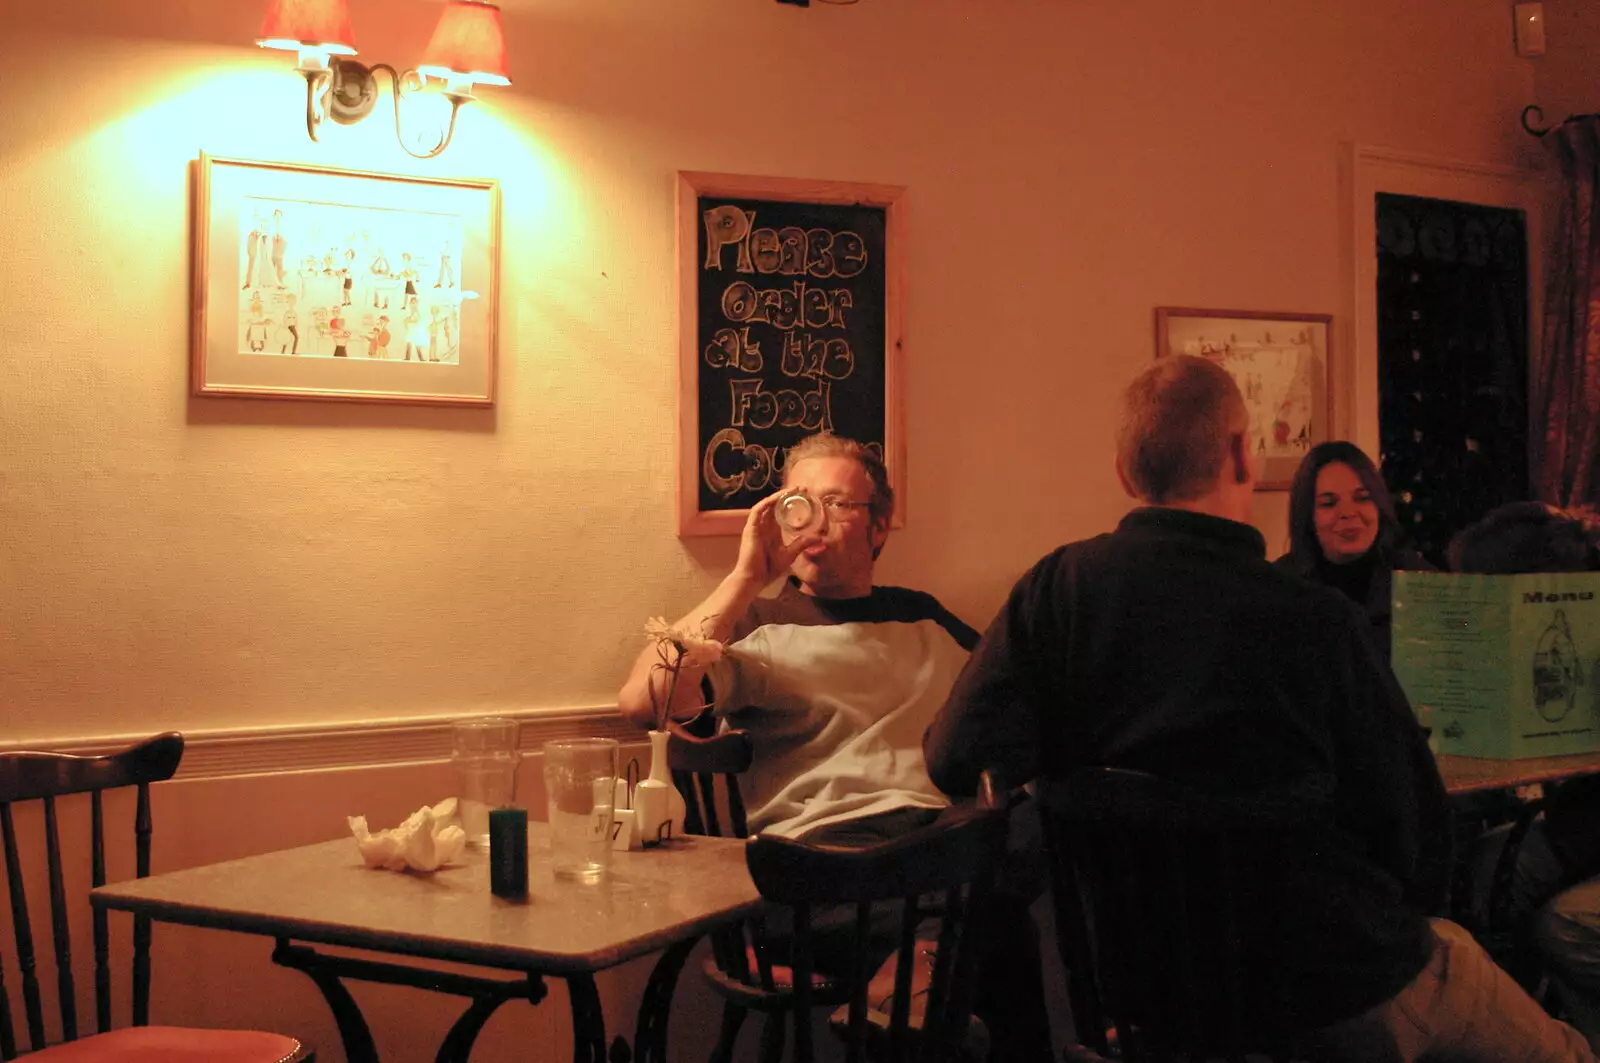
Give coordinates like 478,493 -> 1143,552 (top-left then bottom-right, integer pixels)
326,58 -> 381,125
299,58 -> 471,160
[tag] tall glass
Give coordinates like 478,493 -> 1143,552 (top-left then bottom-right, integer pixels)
452,717 -> 520,848
543,738 -> 619,882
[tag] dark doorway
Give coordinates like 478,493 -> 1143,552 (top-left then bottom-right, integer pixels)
1376,193 -> 1529,565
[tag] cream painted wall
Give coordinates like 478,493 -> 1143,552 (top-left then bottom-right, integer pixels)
0,0 -> 1542,744
1538,0 -> 1600,120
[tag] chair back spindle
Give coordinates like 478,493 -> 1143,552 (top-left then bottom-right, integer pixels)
132,781 -> 154,1028
44,795 -> 78,1042
1,801 -> 45,1054
1043,768 -> 1330,1063
884,900 -> 917,1061
92,789 -> 110,1035
0,733 -> 183,1059
787,900 -> 817,1062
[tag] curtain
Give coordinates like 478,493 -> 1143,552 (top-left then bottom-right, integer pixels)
1534,116 -> 1600,508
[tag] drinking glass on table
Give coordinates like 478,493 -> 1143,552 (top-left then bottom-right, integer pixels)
452,717 -> 520,848
543,738 -> 619,882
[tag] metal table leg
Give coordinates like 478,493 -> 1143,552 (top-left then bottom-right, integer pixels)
631,935 -> 701,1063
565,973 -> 609,1063
272,938 -> 548,1063
274,939 -> 381,1063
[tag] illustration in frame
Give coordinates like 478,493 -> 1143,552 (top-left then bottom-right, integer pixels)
192,153 -> 500,406
1155,306 -> 1334,490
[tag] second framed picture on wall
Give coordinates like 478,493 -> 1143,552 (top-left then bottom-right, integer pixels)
1155,307 -> 1334,490
191,154 -> 501,406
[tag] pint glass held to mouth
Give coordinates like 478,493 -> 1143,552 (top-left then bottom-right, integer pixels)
543,738 -> 619,882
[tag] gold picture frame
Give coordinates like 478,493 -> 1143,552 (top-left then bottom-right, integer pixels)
191,153 -> 500,406
1155,306 -> 1334,490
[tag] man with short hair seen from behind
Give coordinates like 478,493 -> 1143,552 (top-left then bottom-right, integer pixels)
924,355 -> 1595,1061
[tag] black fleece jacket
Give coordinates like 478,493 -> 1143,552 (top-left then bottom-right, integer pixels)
925,507 -> 1452,1029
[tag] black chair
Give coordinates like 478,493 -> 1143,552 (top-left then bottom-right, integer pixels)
669,719 -> 752,841
1449,790 -> 1568,1011
665,720 -> 802,1063
0,732 -> 314,1061
740,772 -> 1009,1063
1043,767 -> 1332,1063
1472,796 -> 1551,990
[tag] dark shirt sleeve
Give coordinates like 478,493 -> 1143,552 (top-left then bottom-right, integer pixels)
1326,606 -> 1453,914
924,567 -> 1046,797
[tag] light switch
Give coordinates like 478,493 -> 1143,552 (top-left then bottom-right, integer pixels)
1515,2 -> 1546,58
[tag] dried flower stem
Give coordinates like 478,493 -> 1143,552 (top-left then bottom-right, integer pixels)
643,615 -> 723,731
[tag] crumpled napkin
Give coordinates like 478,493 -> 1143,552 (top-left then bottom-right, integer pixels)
348,798 -> 468,872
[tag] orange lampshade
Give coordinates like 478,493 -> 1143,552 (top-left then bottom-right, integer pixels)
257,0 -> 357,55
417,0 -> 511,87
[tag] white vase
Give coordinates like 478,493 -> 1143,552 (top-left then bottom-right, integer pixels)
635,730 -> 687,846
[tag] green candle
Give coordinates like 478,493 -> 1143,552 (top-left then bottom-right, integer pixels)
489,806 -> 528,898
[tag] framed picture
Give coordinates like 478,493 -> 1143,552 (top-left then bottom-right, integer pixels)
676,171 -> 906,537
1155,307 -> 1334,490
191,154 -> 500,406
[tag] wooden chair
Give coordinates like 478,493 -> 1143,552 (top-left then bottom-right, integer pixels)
668,719 -> 752,841
1469,796 -> 1551,990
668,718 -> 906,1063
0,733 -> 314,1062
1451,792 -> 1566,1011
665,720 -> 795,1063
740,772 -> 1009,1063
1043,767 -> 1332,1063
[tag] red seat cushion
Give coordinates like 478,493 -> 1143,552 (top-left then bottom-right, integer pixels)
20,1026 -> 305,1063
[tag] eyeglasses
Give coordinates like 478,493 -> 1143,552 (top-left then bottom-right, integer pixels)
816,496 -> 873,519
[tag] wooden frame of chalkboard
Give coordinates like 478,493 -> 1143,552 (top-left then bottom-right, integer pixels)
676,171 -> 906,537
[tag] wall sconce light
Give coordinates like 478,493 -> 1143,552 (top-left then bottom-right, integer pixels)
257,0 -> 511,159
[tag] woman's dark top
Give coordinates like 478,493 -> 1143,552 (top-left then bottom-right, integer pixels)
1275,543 -> 1434,663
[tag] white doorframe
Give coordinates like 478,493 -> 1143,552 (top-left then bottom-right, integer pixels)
1339,143 -> 1545,460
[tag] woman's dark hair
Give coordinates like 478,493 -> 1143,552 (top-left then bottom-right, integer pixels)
1448,502 -> 1600,574
1285,441 -> 1399,567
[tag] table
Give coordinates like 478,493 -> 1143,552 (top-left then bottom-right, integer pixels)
1437,750 -> 1600,935
90,827 -> 761,1063
1438,750 -> 1600,795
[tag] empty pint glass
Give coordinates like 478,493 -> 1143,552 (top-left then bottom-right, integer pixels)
451,717 -> 520,848
543,738 -> 619,881
774,488 -> 824,543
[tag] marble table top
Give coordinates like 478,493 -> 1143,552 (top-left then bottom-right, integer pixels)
1437,749 -> 1600,795
91,826 -> 761,974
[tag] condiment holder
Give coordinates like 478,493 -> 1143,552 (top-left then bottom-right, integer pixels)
607,746 -> 684,850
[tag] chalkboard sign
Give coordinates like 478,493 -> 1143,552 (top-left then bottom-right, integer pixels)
677,172 -> 905,537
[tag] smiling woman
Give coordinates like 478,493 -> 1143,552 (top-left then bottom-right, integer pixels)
1275,440 -> 1435,662
1315,460 -> 1382,563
